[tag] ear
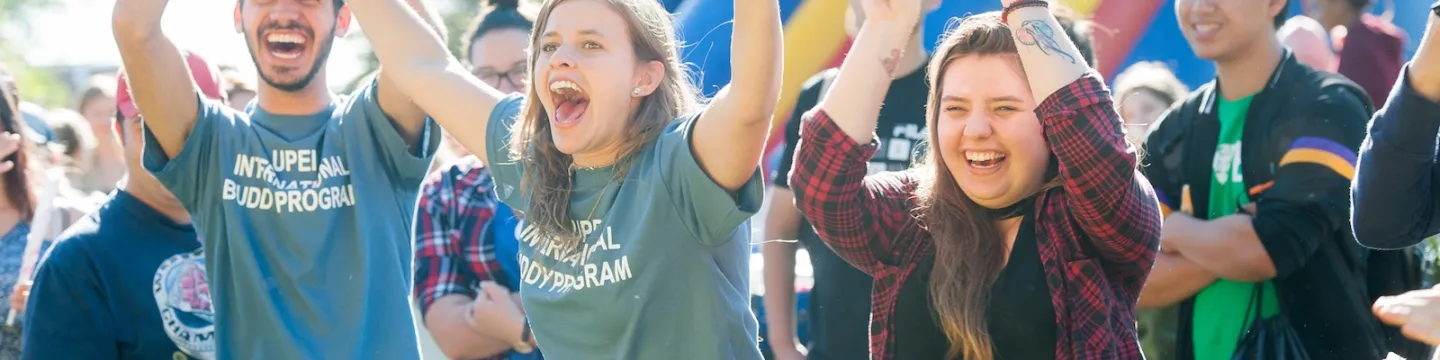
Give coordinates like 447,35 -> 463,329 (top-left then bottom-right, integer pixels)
336,6 -> 354,37
1269,0 -> 1289,23
632,60 -> 665,97
233,4 -> 243,33
924,0 -> 942,13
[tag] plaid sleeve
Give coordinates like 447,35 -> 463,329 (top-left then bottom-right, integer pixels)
412,163 -> 500,317
788,109 -> 917,275
1037,73 -> 1162,294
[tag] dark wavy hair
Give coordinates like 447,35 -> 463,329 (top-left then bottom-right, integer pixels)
463,0 -> 536,63
0,69 -> 36,223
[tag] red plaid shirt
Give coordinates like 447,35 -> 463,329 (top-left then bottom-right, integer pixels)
789,74 -> 1161,360
412,157 -> 503,360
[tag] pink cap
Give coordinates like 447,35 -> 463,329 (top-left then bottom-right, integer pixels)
116,50 -> 227,119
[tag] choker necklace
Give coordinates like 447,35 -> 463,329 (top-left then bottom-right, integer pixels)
986,194 -> 1038,220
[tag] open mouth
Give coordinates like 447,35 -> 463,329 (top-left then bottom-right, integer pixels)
264,32 -> 308,60
965,150 -> 1008,169
548,80 -> 591,126
1190,23 -> 1220,38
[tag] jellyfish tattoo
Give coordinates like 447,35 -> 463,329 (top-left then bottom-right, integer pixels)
1016,20 -> 1077,64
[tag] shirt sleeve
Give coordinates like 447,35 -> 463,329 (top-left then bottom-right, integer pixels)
483,94 -> 528,206
653,112 -> 765,246
142,97 -> 241,212
20,239 -> 118,359
788,109 -> 918,275
346,80 -> 442,190
411,163 -> 500,318
774,73 -> 828,189
1254,84 -> 1370,277
1352,65 -> 1440,249
1036,73 -> 1162,293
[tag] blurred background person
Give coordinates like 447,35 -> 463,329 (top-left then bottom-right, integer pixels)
1279,15 -> 1340,71
1112,61 -> 1189,146
1308,0 -> 1407,106
222,68 -> 256,113
69,74 -> 124,195
42,109 -> 103,201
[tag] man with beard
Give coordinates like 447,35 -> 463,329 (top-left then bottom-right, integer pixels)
20,50 -> 223,360
110,0 -> 444,357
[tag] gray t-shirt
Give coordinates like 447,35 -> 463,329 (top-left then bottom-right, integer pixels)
486,95 -> 764,359
142,82 -> 438,359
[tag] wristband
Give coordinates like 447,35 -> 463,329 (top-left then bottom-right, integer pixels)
1002,0 -> 1051,23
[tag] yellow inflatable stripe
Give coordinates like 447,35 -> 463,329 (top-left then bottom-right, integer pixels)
1279,149 -> 1356,180
1159,201 -> 1172,218
770,0 -> 851,127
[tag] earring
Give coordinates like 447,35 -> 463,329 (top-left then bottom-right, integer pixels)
632,88 -> 642,97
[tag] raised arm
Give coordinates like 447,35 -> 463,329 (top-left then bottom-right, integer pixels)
372,0 -> 447,148
1353,11 -> 1440,249
111,0 -> 201,159
1007,3 -> 1161,278
789,0 -> 924,274
345,0 -> 505,162
691,0 -> 784,191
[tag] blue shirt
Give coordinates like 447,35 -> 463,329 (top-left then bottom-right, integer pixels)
22,190 -> 208,359
141,81 -> 438,359
1352,65 -> 1440,249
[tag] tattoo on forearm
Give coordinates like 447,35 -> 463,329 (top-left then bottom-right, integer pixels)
880,48 -> 901,75
1015,20 -> 1077,64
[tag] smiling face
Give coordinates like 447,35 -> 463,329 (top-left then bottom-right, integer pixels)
533,0 -> 660,157
235,0 -> 349,93
1176,0 -> 1285,62
933,55 -> 1049,209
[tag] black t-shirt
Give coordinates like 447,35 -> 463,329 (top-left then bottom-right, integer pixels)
892,212 -> 1057,360
773,63 -> 930,359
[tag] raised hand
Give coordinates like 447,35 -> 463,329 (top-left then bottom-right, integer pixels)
9,280 -> 30,315
465,281 -> 525,339
1374,286 -> 1440,346
861,0 -> 923,23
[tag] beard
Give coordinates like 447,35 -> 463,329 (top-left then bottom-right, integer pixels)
245,25 -> 336,93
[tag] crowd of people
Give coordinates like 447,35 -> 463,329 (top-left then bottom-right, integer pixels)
0,0 -> 1438,359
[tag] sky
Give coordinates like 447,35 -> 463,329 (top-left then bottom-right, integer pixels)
6,0 -> 382,91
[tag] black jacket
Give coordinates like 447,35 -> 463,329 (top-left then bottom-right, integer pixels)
1140,51 -> 1388,360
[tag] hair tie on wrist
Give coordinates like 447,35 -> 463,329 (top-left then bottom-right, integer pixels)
1002,0 -> 1051,23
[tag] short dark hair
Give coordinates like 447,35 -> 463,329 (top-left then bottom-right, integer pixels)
1274,0 -> 1291,29
463,0 -> 535,62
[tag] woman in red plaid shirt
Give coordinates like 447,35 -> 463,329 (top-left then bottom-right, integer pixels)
788,0 -> 1162,359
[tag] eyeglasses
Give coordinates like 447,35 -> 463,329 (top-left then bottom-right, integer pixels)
472,66 -> 527,91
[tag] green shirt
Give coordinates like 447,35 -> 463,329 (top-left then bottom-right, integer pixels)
1191,95 -> 1280,360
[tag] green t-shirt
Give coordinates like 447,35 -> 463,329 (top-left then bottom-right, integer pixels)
485,95 -> 766,359
1191,95 -> 1280,360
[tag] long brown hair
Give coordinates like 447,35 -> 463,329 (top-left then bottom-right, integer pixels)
508,0 -> 698,247
912,12 -> 1033,360
0,74 -> 36,224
